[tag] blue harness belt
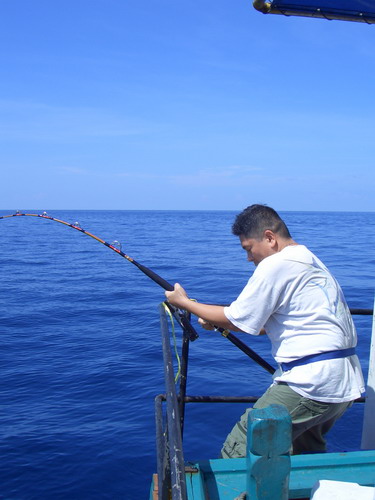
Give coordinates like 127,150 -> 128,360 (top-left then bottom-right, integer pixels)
280,347 -> 356,372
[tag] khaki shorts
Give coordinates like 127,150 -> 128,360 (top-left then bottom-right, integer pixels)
221,383 -> 352,458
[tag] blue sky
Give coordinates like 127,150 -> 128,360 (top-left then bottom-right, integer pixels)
1,0 -> 374,211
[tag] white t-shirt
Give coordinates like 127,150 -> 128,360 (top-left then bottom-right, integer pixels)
224,245 -> 365,403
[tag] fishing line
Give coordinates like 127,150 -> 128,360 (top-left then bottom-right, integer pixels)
1,211 -> 198,341
1,211 -> 275,373
1,211 -> 173,289
162,302 -> 181,382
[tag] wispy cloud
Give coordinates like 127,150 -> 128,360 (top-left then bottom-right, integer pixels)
0,100 -> 145,141
200,165 -> 262,176
59,166 -> 93,175
110,165 -> 263,187
58,165 -> 263,185
166,165 -> 262,186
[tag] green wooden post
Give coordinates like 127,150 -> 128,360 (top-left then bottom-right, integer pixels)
246,404 -> 292,500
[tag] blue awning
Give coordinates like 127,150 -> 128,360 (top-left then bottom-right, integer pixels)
253,0 -> 375,23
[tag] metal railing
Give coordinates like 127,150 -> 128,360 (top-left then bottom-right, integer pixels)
154,305 -> 372,499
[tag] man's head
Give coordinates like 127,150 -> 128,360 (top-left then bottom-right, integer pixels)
232,204 -> 291,240
232,204 -> 293,265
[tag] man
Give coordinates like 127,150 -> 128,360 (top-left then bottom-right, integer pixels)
165,204 -> 364,456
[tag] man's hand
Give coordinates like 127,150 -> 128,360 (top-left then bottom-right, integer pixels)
198,318 -> 216,331
165,283 -> 190,309
165,283 -> 239,331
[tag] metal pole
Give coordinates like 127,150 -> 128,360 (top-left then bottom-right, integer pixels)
178,329 -> 190,438
361,297 -> 375,449
159,304 -> 187,500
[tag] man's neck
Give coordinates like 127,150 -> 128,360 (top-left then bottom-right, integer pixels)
277,238 -> 298,252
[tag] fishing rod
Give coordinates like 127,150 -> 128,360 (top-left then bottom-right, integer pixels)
0,211 -> 198,342
1,211 -> 275,374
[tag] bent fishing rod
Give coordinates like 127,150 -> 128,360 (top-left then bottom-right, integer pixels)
1,211 -> 276,375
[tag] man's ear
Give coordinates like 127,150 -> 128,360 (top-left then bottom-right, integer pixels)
264,229 -> 277,246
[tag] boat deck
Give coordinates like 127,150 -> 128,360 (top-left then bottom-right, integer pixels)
182,450 -> 375,499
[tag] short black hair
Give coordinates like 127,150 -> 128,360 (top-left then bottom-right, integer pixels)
232,204 -> 291,240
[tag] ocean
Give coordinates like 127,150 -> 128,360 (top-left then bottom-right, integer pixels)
1,210 -> 374,499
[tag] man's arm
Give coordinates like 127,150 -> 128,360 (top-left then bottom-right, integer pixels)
165,283 -> 241,331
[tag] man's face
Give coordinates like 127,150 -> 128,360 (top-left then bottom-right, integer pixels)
239,234 -> 275,266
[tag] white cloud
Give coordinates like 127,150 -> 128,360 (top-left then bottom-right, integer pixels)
59,167 -> 93,175
0,100 -> 145,141
57,164 -> 263,187
166,165 -> 262,185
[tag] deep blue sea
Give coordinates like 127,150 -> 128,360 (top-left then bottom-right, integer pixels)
1,210 -> 374,499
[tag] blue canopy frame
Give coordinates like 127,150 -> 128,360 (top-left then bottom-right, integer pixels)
253,0 -> 375,23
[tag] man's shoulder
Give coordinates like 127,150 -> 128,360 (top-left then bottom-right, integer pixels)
260,245 -> 311,267
256,245 -> 315,280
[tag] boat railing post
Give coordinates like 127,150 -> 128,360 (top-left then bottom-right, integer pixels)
246,404 -> 291,500
178,312 -> 191,438
154,394 -> 171,500
361,296 -> 375,449
159,304 -> 187,500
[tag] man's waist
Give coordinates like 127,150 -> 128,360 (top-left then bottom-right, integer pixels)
279,347 -> 356,372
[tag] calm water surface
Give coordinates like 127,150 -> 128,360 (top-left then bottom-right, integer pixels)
0,210 -> 374,499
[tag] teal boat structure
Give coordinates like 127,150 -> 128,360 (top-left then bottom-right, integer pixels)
150,2 -> 375,499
